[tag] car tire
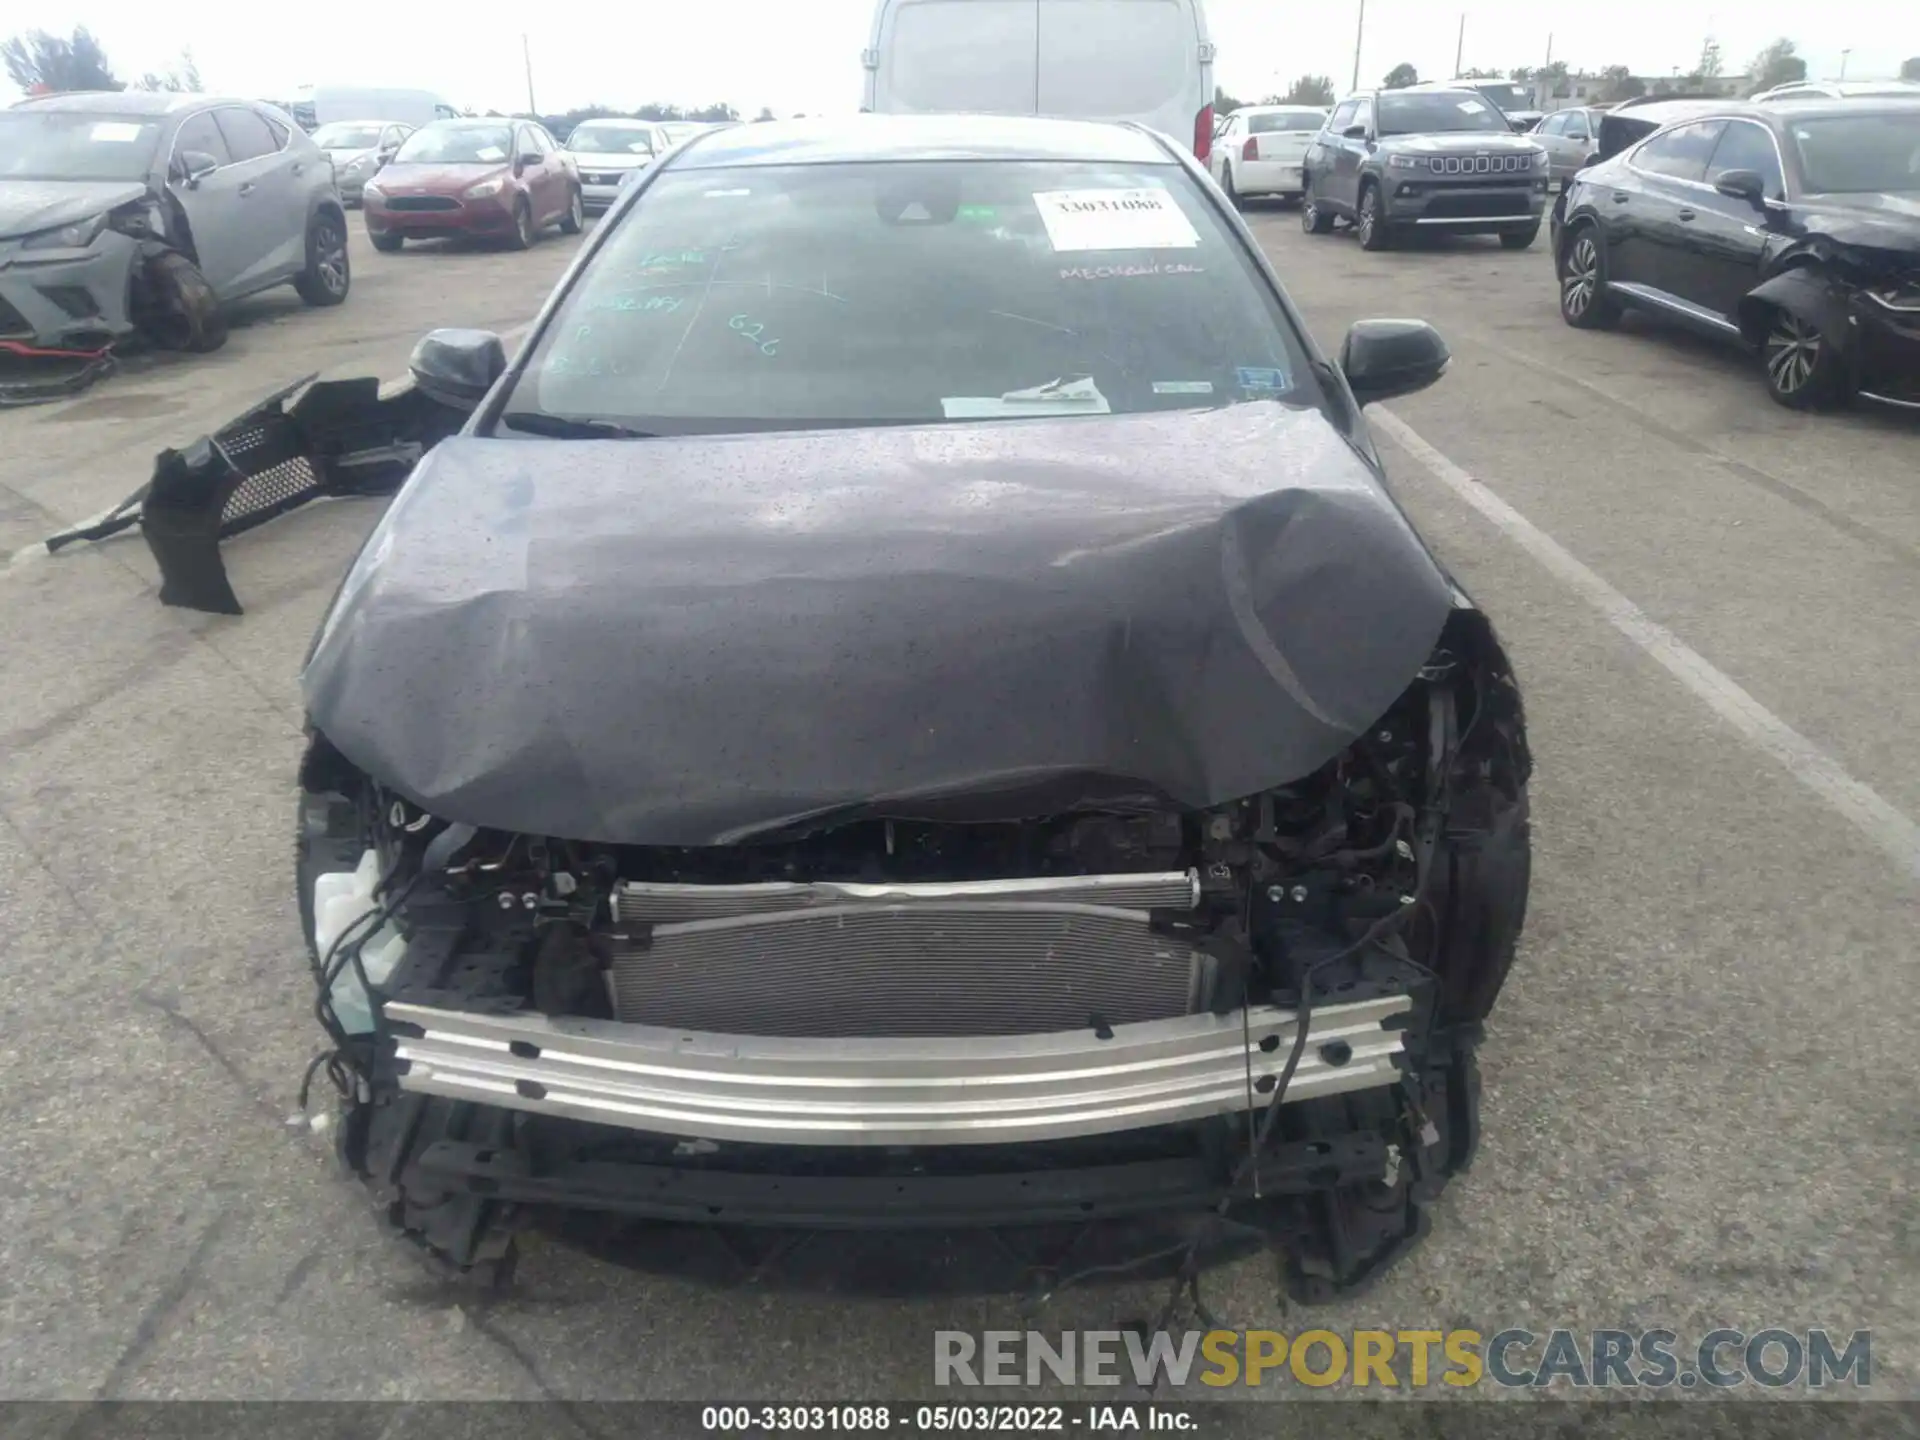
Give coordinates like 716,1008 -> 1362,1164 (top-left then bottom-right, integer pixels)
294,210 -> 351,306
1499,224 -> 1539,251
370,229 -> 404,254
1761,307 -> 1850,410
1221,164 -> 1242,209
1356,182 -> 1393,251
1301,187 -> 1334,235
1557,224 -> 1621,330
560,186 -> 584,235
139,250 -> 228,353
508,198 -> 536,251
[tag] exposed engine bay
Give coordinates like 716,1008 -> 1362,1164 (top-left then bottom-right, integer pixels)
296,610 -> 1531,1302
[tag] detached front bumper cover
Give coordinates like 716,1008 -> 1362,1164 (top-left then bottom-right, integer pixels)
386,994 -> 1412,1147
40,372 -> 464,613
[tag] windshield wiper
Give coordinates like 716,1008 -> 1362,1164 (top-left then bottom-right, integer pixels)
499,411 -> 657,440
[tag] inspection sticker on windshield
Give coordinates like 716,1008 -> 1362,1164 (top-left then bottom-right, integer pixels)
1458,99 -> 1488,113
1032,187 -> 1200,252
90,122 -> 144,142
1236,365 -> 1292,394
477,145 -> 506,161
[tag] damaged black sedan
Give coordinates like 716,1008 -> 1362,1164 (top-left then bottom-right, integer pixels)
1555,97 -> 1920,411
296,115 -> 1532,1302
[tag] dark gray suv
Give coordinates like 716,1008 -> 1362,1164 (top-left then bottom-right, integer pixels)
1302,88 -> 1550,250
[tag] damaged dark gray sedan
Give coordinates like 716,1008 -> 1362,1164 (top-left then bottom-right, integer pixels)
0,92 -> 349,362
296,115 -> 1533,1301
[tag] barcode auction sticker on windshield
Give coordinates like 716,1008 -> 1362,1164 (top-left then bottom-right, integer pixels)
90,122 -> 145,142
1032,188 -> 1200,252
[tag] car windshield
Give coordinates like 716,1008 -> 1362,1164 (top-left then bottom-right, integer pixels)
0,111 -> 162,182
1789,113 -> 1920,193
393,125 -> 513,164
1247,109 -> 1326,133
499,159 -> 1318,435
1470,83 -> 1533,112
1378,93 -> 1512,135
312,123 -> 386,149
569,126 -> 655,154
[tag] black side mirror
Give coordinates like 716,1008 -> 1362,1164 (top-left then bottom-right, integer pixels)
1342,124 -> 1369,139
1340,319 -> 1450,406
517,152 -> 541,171
177,150 -> 220,187
409,328 -> 506,410
1712,168 -> 1768,209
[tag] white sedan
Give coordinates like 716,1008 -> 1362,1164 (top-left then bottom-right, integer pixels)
562,118 -> 668,211
1210,105 -> 1328,206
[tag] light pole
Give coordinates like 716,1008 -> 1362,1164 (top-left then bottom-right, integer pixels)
1350,0 -> 1366,93
522,32 -> 537,115
1838,48 -> 1852,80
1455,13 -> 1466,76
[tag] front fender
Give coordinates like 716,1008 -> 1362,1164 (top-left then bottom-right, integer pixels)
1737,265 -> 1850,352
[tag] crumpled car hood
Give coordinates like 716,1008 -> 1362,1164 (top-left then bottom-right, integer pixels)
301,404 -> 1457,845
1801,192 -> 1920,257
0,179 -> 148,240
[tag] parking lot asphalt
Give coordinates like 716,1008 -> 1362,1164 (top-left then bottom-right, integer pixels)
1,211 -> 1915,1404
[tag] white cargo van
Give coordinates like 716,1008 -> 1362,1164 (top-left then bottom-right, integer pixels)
862,0 -> 1217,161
278,86 -> 460,133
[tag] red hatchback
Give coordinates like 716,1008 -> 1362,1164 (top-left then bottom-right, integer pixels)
363,119 -> 582,251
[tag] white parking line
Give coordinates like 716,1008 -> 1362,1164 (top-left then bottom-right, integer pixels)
1373,405 -> 1920,884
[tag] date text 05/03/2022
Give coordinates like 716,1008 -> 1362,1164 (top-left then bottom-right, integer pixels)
701,1404 -> 1193,1432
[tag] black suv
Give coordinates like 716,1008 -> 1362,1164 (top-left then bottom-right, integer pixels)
1555,99 -> 1920,410
1302,88 -> 1550,250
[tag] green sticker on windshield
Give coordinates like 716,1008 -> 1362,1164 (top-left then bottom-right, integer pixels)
957,204 -> 998,222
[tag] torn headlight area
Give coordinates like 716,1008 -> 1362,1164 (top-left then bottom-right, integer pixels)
1863,275 -> 1920,312
296,608 -> 1530,1301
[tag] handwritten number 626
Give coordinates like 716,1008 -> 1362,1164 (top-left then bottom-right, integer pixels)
728,313 -> 780,356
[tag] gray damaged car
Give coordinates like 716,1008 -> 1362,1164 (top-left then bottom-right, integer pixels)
0,91 -> 350,360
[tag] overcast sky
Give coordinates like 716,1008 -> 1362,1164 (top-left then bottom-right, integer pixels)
5,0 -> 1913,115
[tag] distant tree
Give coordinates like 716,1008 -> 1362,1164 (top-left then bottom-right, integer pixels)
1748,38 -> 1805,91
1458,67 -> 1502,80
1900,56 -> 1919,81
1537,60 -> 1571,97
1382,62 -> 1419,89
754,106 -> 776,122
689,103 -> 738,122
1687,36 -> 1724,83
1213,84 -> 1246,115
1509,66 -> 1533,83
1276,73 -> 1335,106
2,26 -> 122,92
135,49 -> 201,92
1597,64 -> 1645,102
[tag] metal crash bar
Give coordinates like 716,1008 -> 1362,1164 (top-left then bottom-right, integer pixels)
385,994 -> 1411,1147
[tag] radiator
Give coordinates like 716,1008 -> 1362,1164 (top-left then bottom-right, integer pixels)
607,871 -> 1207,1037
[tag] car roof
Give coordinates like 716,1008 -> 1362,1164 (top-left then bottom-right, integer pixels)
11,90 -> 241,115
664,113 -> 1177,169
1763,96 -> 1920,117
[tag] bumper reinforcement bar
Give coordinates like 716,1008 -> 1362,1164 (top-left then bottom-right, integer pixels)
385,994 -> 1411,1147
